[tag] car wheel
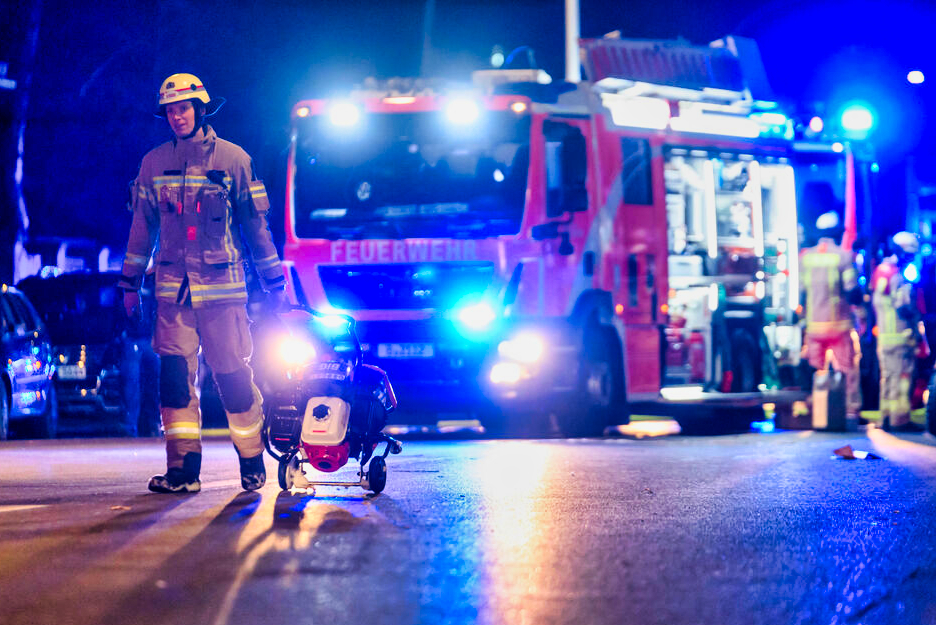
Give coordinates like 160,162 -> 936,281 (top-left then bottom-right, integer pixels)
29,384 -> 58,439
0,385 -> 9,441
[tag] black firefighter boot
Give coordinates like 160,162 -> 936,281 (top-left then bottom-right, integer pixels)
148,452 -> 202,494
238,452 -> 266,491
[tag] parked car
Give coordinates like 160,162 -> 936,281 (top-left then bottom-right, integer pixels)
16,271 -> 160,437
0,284 -> 58,439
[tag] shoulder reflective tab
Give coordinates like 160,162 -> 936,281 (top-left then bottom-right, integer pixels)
249,181 -> 267,198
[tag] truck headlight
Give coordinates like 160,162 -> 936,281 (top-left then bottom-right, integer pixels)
490,362 -> 523,385
497,333 -> 545,363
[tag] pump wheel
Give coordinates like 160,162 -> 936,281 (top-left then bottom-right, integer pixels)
367,456 -> 387,494
278,454 -> 300,490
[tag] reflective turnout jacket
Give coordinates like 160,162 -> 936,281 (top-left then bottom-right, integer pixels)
872,258 -> 915,347
119,126 -> 285,306
799,238 -> 858,338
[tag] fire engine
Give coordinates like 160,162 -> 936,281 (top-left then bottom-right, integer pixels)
281,35 -> 856,436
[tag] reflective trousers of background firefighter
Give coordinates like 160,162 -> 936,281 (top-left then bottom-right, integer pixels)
806,330 -> 862,416
877,335 -> 915,427
154,302 -> 264,469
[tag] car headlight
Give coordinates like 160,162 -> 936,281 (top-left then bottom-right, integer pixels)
497,333 -> 545,363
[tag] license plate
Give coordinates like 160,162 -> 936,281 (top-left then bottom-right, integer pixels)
377,343 -> 435,359
57,365 -> 86,380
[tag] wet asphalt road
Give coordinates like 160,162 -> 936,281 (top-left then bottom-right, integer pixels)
1,426 -> 936,625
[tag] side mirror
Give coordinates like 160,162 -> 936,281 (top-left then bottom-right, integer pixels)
559,232 -> 574,256
531,221 -> 560,241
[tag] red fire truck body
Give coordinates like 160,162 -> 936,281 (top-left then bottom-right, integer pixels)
282,36 -> 853,435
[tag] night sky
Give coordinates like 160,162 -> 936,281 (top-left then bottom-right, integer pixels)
3,0 -> 932,255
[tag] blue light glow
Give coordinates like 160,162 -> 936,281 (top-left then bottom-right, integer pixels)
445,98 -> 480,125
840,104 -> 874,132
903,263 -> 920,283
328,102 -> 361,127
457,302 -> 496,330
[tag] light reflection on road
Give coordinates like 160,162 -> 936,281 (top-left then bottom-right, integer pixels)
474,441 -> 553,624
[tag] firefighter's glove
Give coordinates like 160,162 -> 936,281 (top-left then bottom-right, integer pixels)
267,287 -> 289,313
123,289 -> 143,321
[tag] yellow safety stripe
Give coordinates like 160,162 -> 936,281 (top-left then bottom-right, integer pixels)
124,252 -> 148,267
165,421 -> 201,439
229,420 -> 263,438
877,330 -> 914,345
248,181 -> 267,199
255,253 -> 280,270
153,175 -> 233,188
801,253 -> 840,268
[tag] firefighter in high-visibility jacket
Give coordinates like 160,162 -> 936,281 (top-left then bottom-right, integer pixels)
119,73 -> 286,493
799,211 -> 864,418
871,231 -> 925,432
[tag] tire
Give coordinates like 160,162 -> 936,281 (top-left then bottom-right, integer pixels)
278,454 -> 300,490
367,456 -> 387,494
0,384 -> 9,441
556,326 -> 624,438
28,384 -> 58,439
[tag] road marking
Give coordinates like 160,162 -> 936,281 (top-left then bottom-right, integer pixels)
0,505 -> 48,514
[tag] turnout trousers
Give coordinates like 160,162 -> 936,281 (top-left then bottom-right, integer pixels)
877,338 -> 915,427
154,301 -> 265,469
806,329 -> 862,416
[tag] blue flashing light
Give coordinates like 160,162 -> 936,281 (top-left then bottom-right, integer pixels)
858,275 -> 867,286
870,162 -> 880,173
751,420 -> 775,433
908,70 -> 925,85
903,263 -> 920,283
456,301 -> 496,331
922,243 -> 933,257
840,103 -> 874,133
316,314 -> 351,329
445,98 -> 480,125
328,102 -> 361,127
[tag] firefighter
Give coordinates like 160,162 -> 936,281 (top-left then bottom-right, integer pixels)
871,231 -> 925,432
119,73 -> 287,493
799,211 -> 864,420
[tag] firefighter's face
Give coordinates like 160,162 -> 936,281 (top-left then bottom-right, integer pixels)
166,100 -> 197,137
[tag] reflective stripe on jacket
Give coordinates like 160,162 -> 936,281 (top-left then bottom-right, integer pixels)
799,238 -> 857,337
119,125 -> 285,307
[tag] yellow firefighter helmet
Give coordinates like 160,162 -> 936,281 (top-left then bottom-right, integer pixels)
155,73 -> 225,117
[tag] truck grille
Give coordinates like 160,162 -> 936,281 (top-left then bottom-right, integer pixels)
318,262 -> 495,310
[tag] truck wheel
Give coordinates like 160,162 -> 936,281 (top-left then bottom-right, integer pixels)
481,407 -> 551,439
556,326 -> 623,438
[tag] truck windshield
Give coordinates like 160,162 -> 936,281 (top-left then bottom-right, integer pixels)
293,110 -> 531,239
